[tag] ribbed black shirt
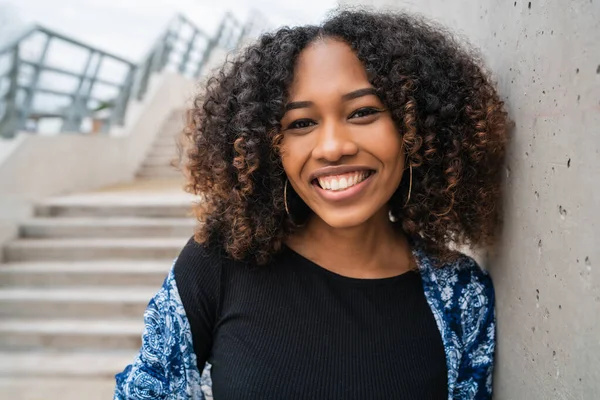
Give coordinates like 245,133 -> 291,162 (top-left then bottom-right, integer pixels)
174,237 -> 448,400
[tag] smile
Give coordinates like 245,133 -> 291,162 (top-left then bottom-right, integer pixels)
314,170 -> 374,191
311,170 -> 375,202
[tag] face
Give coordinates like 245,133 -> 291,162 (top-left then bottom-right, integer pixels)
279,39 -> 405,229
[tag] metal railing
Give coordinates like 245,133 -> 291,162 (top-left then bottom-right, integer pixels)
0,12 -> 261,138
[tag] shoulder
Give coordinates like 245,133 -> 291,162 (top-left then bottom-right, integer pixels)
440,253 -> 494,302
434,252 -> 494,317
171,236 -> 228,326
415,245 -> 494,304
173,236 -> 226,285
415,246 -> 495,342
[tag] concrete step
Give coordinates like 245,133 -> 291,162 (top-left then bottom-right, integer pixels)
0,377 -> 118,400
0,350 -> 134,378
0,319 -> 142,351
146,146 -> 178,157
142,155 -> 178,167
0,351 -> 142,399
0,287 -> 155,319
137,164 -> 181,173
0,261 -> 170,287
137,167 -> 183,179
4,238 -> 187,262
153,136 -> 179,146
139,158 -> 180,168
36,201 -> 192,218
144,154 -> 179,165
0,260 -> 170,287
159,113 -> 185,133
148,145 -> 178,155
20,217 -> 195,238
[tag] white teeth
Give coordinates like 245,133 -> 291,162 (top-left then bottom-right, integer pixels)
339,177 -> 348,189
317,178 -> 328,189
316,171 -> 371,191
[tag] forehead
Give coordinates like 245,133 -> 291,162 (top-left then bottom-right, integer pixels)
288,39 -> 371,99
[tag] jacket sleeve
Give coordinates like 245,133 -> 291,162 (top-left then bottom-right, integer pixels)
114,264 -> 209,399
453,265 -> 496,400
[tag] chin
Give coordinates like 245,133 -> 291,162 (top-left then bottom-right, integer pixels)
314,209 -> 375,230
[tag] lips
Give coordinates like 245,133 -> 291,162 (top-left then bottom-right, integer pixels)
310,170 -> 375,203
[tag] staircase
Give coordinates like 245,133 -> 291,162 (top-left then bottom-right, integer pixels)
136,110 -> 186,180
0,7 -> 259,397
0,180 -> 197,399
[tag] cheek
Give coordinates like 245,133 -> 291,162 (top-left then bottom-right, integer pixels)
279,138 -> 307,177
366,123 -> 405,170
377,141 -> 404,165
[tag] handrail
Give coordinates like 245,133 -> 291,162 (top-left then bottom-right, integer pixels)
0,11 -> 263,138
0,25 -> 135,65
0,24 -> 36,56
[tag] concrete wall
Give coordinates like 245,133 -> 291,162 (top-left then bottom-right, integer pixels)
0,72 -> 196,246
339,1 -> 599,398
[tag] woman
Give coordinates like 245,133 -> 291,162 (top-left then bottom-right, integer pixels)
115,9 -> 507,400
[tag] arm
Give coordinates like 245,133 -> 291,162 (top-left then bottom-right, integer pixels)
114,265 -> 206,400
453,266 -> 497,400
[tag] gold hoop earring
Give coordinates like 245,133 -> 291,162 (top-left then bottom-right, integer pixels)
404,163 -> 413,207
284,179 -> 291,216
284,179 -> 306,227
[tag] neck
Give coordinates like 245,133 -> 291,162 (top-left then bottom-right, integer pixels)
286,208 -> 413,279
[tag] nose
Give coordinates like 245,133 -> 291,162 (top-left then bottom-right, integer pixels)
311,120 -> 358,162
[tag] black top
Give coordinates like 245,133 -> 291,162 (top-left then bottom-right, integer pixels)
174,237 -> 448,400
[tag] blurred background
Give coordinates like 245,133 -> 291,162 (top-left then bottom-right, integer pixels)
0,0 -> 336,135
0,0 -> 598,399
0,0 -> 335,54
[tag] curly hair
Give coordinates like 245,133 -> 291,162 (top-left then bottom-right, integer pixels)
181,9 -> 508,265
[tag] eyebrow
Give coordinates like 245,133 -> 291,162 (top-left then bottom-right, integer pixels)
284,87 -> 379,112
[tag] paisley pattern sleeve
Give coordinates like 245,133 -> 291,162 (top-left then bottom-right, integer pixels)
114,263 -> 209,399
453,264 -> 496,400
414,244 -> 496,400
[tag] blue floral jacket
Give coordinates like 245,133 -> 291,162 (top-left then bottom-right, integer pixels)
114,246 -> 496,399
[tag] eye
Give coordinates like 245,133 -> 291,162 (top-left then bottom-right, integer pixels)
287,119 -> 316,130
349,107 -> 384,119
